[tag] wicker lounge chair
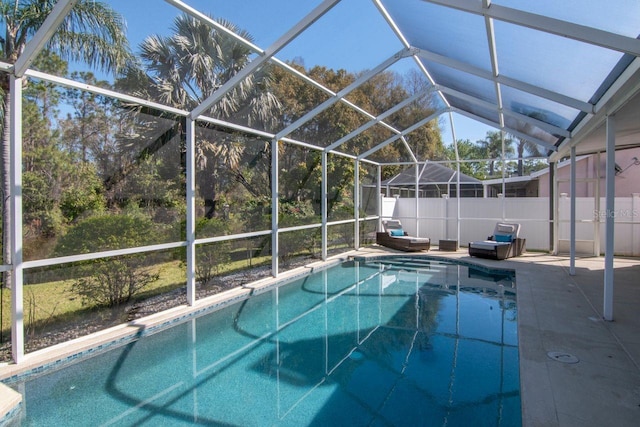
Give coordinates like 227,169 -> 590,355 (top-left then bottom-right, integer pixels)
376,220 -> 431,252
468,222 -> 526,260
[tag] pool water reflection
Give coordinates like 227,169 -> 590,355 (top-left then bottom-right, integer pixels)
8,257 -> 520,426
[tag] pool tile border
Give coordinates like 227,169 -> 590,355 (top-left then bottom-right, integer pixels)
0,384 -> 21,426
353,252 -> 517,276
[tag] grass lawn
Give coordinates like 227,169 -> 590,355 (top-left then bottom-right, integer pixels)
0,253 -> 274,343
1,260 -> 185,341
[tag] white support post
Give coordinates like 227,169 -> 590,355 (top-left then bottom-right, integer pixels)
377,165 -> 382,231
450,112 -> 461,243
570,146 -> 576,275
185,118 -> 196,305
500,130 -> 506,220
415,163 -> 419,236
10,76 -> 24,362
552,162 -> 558,255
603,115 -> 615,321
271,139 -> 279,277
322,152 -> 328,260
354,160 -> 360,250
594,152 -> 601,256
633,193 -> 640,257
456,166 -> 461,243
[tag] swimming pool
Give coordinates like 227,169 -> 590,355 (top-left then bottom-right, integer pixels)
4,257 -> 520,426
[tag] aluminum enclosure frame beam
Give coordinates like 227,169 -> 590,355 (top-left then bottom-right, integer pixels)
185,119 -> 196,305
372,0 -> 452,113
414,48 -> 594,114
604,116 -> 616,321
20,66 -> 376,165
450,107 -> 557,152
325,89 -> 432,152
169,0 -> 408,145
483,0 -> 505,136
187,0 -> 341,119
271,138 -> 279,277
275,48 -> 410,141
13,0 -> 78,76
437,85 -> 571,139
569,146 -> 576,276
354,160 -> 360,250
358,109 -> 446,160
424,0 -> 640,57
10,76 -> 24,362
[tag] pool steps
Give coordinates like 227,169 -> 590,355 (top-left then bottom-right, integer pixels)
0,385 -> 21,426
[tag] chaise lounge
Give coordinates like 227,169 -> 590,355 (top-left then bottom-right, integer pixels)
468,222 -> 526,260
376,220 -> 431,252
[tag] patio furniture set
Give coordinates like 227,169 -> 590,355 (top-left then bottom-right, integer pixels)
376,220 -> 526,260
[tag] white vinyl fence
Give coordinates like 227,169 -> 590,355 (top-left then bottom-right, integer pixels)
381,195 -> 640,256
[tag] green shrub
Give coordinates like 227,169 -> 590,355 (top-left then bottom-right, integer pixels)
71,257 -> 159,307
59,163 -> 105,223
194,218 -> 231,285
53,213 -> 160,307
54,212 -> 157,256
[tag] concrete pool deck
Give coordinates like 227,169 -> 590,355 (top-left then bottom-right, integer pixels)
1,247 -> 639,425
422,249 -> 640,426
350,247 -> 640,426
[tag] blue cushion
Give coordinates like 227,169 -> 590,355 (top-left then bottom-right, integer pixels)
494,234 -> 512,243
390,229 -> 405,237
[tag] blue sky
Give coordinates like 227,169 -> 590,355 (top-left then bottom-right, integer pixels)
105,0 -> 494,143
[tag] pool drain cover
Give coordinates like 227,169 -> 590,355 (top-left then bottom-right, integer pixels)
547,351 -> 579,364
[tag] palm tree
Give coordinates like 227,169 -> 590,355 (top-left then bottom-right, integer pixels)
516,137 -> 543,176
0,0 -> 132,287
516,114 -> 547,176
128,14 -> 281,217
477,130 -> 514,177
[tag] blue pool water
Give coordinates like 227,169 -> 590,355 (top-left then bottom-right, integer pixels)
6,257 -> 520,426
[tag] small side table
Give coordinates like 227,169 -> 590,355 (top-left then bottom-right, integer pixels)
439,239 -> 459,251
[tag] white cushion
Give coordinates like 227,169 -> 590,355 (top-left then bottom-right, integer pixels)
383,220 -> 403,230
496,223 -> 516,234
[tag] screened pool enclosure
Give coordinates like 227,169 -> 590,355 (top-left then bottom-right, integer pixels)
1,0 -> 640,363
